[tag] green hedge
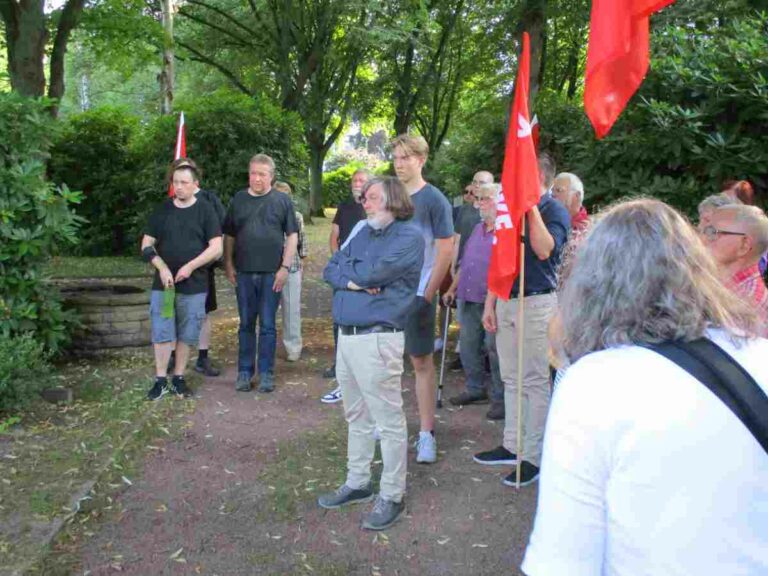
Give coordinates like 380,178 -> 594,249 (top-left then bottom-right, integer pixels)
0,334 -> 52,413
322,161 -> 391,209
0,93 -> 82,354
50,90 -> 308,255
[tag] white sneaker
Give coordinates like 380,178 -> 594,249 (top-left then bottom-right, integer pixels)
433,338 -> 444,352
415,431 -> 437,464
321,386 -> 342,404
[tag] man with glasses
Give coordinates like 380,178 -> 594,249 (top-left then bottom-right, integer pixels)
442,183 -> 505,419
702,205 -> 768,335
319,177 -> 424,530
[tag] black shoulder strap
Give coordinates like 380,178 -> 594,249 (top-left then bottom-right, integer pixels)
649,338 -> 768,455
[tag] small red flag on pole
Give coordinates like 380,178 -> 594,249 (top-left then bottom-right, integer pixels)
168,111 -> 187,197
488,32 -> 541,300
584,0 -> 676,139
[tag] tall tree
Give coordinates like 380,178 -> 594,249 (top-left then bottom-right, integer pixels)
1,0 -> 87,115
177,0 -> 371,214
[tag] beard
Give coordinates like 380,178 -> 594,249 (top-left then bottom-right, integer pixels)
367,212 -> 394,230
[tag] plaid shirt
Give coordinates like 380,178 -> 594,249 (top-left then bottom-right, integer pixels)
728,263 -> 768,337
289,211 -> 307,273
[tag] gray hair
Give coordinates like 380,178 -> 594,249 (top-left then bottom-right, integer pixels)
476,182 -> 500,200
555,172 -> 584,204
560,198 -> 757,362
697,193 -> 740,217
714,204 -> 768,256
249,153 -> 276,174
538,153 -> 556,189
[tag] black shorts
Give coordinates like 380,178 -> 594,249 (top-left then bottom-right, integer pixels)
205,268 -> 217,313
404,296 -> 437,357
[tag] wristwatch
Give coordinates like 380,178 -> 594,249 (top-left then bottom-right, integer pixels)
280,264 -> 290,272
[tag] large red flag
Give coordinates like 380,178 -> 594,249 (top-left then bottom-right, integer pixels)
168,112 -> 187,197
488,32 -> 541,300
584,0 -> 676,139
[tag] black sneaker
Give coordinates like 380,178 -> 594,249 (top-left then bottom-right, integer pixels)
170,375 -> 193,398
473,445 -> 517,466
147,378 -> 167,401
449,390 -> 489,406
194,357 -> 221,377
361,496 -> 405,531
486,402 -> 505,421
448,357 -> 463,372
317,483 -> 374,509
322,365 -> 336,379
502,461 -> 540,487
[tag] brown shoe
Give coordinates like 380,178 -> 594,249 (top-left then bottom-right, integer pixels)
449,390 -> 489,406
486,402 -> 505,420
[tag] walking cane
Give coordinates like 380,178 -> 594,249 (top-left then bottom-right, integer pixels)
437,305 -> 451,409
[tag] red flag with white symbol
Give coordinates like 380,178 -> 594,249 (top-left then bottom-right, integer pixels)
168,112 -> 187,197
488,32 -> 541,300
584,0 -> 676,139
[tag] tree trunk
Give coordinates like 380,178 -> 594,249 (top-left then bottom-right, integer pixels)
159,0 -> 175,115
2,1 -> 47,98
308,139 -> 325,218
517,0 -> 547,102
48,0 -> 86,116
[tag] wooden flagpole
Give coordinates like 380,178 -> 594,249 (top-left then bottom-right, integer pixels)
515,216 -> 526,488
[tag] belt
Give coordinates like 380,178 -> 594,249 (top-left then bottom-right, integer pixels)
510,288 -> 555,298
339,324 -> 402,336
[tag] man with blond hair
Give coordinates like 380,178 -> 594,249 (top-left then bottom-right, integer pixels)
391,134 -> 453,464
703,204 -> 768,335
223,154 -> 298,393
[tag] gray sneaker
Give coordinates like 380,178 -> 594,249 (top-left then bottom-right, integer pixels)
235,372 -> 252,392
317,483 -> 374,509
361,495 -> 405,531
257,372 -> 275,393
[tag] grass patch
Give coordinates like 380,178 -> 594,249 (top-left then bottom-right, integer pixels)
45,256 -> 152,278
0,349 -> 194,575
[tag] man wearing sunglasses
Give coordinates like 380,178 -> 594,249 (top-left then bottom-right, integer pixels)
703,205 -> 768,335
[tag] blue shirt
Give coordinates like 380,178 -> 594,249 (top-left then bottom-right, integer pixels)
511,194 -> 571,296
323,219 -> 425,329
410,184 -> 454,296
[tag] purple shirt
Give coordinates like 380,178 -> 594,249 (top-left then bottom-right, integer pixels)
457,221 -> 494,304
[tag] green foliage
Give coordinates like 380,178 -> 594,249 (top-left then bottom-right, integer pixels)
50,90 -> 308,254
0,333 -> 52,413
0,93 -> 83,353
49,106 -> 139,255
321,161 -> 390,208
437,13 -> 768,216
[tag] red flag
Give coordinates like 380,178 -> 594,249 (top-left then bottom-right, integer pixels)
488,32 -> 541,300
168,112 -> 187,197
584,0 -> 675,139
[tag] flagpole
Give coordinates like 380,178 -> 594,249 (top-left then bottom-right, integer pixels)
515,216 -> 526,489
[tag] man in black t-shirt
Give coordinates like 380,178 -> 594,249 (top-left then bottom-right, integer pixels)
223,154 -> 299,393
169,158 -> 226,378
141,165 -> 223,400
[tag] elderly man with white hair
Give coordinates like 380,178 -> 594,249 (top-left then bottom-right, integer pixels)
702,204 -> 768,335
552,172 -> 587,232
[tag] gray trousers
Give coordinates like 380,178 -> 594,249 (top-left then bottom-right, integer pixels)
280,270 -> 302,359
459,300 -> 503,403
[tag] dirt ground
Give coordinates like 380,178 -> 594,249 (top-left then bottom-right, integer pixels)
53,227 -> 538,576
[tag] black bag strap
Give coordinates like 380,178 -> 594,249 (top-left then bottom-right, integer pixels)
648,338 -> 768,455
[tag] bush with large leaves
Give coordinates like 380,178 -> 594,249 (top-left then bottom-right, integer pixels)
51,90 -> 308,255
437,14 -> 768,216
0,93 -> 83,353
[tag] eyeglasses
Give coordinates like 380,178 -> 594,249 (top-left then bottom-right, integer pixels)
700,224 -> 747,242
476,195 -> 495,203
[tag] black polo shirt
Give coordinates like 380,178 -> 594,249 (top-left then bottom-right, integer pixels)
333,196 -> 366,246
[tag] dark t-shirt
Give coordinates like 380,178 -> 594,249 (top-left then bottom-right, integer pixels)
510,193 -> 571,296
333,196 -> 366,246
145,198 -> 222,294
222,188 -> 299,273
195,188 -> 226,226
454,203 -> 481,262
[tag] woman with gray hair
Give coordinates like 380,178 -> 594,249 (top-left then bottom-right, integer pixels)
522,199 -> 768,576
